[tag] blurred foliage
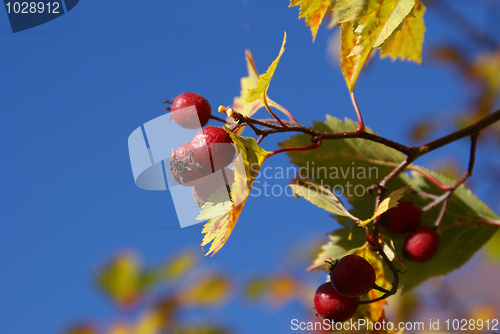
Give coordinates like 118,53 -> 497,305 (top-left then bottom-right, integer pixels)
65,249 -> 231,334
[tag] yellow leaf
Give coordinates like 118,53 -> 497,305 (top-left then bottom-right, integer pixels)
359,186 -> 410,226
289,0 -> 331,41
335,0 -> 368,23
380,0 -> 426,63
200,132 -> 270,256
246,32 -> 286,113
372,0 -> 415,48
340,0 -> 415,91
340,21 -> 360,92
356,247 -> 393,333
232,50 -> 294,134
232,50 -> 263,123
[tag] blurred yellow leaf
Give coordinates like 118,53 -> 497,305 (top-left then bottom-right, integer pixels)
380,0 -> 426,63
359,186 -> 410,226
140,250 -> 199,289
200,133 -> 269,256
246,278 -> 269,299
179,274 -> 231,306
97,253 -> 141,309
267,275 -> 298,308
161,250 -> 198,281
133,311 -> 163,334
107,322 -> 131,334
64,324 -> 96,334
289,0 -> 331,41
468,304 -> 498,332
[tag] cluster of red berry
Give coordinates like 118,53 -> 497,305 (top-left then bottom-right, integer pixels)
167,93 -> 235,206
314,254 -> 375,322
381,201 -> 441,263
314,201 -> 441,323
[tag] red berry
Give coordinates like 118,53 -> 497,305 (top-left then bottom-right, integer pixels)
404,226 -> 440,263
190,126 -> 235,174
193,167 -> 235,206
381,201 -> 422,235
169,142 -> 208,186
330,255 -> 376,297
171,92 -> 211,129
314,283 -> 359,322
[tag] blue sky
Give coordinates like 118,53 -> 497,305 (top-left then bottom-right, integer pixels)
1,1 -> 500,334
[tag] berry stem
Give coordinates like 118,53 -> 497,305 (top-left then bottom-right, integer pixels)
421,134 -> 478,214
350,92 -> 365,132
209,114 -> 229,123
433,200 -> 449,228
372,283 -> 391,294
256,134 -> 267,145
408,189 -> 440,200
265,137 -> 322,159
406,166 -> 453,191
263,98 -> 288,128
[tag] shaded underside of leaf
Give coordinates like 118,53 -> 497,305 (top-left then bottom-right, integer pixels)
289,177 -> 359,221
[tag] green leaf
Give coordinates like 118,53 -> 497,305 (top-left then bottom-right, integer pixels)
281,116 -> 500,292
289,177 -> 360,221
394,169 -> 500,293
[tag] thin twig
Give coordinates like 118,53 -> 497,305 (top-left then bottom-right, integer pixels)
350,91 -> 365,132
